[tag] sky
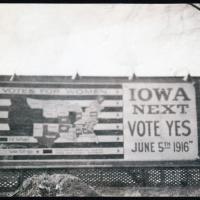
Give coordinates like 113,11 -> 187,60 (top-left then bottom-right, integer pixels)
0,4 -> 199,77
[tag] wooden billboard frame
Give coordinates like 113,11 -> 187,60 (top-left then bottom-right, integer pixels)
0,76 -> 199,169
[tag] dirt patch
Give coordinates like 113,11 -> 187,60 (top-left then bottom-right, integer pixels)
14,173 -> 99,197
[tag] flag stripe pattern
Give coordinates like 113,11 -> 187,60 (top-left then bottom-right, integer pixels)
0,83 -> 124,160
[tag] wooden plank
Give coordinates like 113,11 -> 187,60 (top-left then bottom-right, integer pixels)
0,111 -> 8,118
0,87 -> 123,96
0,136 -> 37,143
1,160 -> 200,169
98,112 -> 123,119
0,147 -> 123,155
0,123 -> 9,131
0,99 -> 11,106
0,135 -> 123,143
55,135 -> 124,143
94,123 -> 123,130
27,98 -> 123,108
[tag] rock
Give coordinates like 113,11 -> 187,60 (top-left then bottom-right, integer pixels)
15,173 -> 99,197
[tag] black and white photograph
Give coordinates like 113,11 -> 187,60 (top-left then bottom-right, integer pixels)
0,3 -> 200,197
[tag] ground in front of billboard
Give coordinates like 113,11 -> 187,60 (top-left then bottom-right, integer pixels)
1,182 -> 200,197
94,186 -> 200,197
1,186 -> 200,197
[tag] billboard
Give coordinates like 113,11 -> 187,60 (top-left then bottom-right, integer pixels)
123,83 -> 198,161
0,81 -> 198,166
0,83 -> 124,162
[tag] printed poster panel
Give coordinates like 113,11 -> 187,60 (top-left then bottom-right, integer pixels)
0,83 -> 124,161
123,83 -> 198,161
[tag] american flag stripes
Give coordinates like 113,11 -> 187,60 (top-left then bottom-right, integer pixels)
0,82 -> 124,161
